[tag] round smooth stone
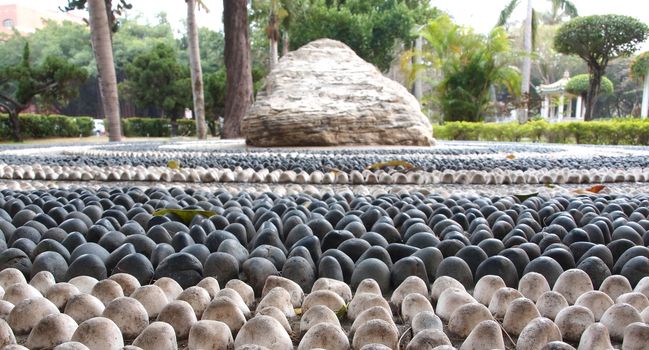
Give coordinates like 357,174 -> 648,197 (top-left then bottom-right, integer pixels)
154,253 -> 203,289
475,255 -> 519,288
523,256 -> 564,288
66,254 -> 107,281
31,251 -> 68,282
351,258 -> 391,294
203,252 -> 239,287
0,248 -> 32,279
113,253 -> 154,285
282,256 -> 316,293
390,256 -> 429,291
240,257 -> 279,297
577,256 -> 611,289
436,256 -> 473,290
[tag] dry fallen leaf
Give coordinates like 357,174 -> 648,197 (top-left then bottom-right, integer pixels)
505,154 -> 516,160
323,166 -> 343,174
574,184 -> 606,195
585,184 -> 606,193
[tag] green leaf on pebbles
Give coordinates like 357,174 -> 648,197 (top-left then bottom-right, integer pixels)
167,159 -> 181,169
336,304 -> 347,319
153,209 -> 217,225
514,192 -> 539,202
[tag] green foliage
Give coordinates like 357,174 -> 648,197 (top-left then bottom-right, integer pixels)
631,52 -> 649,81
0,43 -> 88,141
119,43 -> 191,119
288,0 -> 439,71
410,15 -> 520,122
0,21 -> 93,72
204,69 -> 226,118
177,27 -> 225,74
434,118 -> 649,145
566,74 -> 614,95
0,114 -> 93,140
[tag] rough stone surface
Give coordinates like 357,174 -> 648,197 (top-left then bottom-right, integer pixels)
241,39 -> 434,147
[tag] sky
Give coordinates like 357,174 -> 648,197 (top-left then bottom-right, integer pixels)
3,0 -> 648,49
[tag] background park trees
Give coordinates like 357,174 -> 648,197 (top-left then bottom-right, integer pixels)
1,1 -> 648,141
554,15 -> 649,120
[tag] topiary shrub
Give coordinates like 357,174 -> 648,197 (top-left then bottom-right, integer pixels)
565,74 -> 614,96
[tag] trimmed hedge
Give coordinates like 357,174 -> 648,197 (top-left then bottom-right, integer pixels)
121,118 -> 216,137
0,114 -> 94,140
434,119 -> 649,145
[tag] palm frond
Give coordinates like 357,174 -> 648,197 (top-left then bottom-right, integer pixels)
557,0 -> 578,17
496,0 -> 519,27
196,0 -> 209,13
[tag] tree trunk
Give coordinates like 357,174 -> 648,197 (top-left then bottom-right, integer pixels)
270,38 -> 279,69
642,71 -> 649,119
222,0 -> 253,139
414,36 -> 425,101
518,0 -> 533,124
88,0 -> 122,141
282,31 -> 289,56
186,0 -> 207,140
585,68 -> 602,121
8,110 -> 21,142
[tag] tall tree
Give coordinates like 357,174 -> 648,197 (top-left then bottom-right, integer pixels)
497,0 -> 578,123
554,15 -> 649,120
88,0 -> 122,141
186,0 -> 207,139
222,0 -> 253,138
64,0 -> 131,141
0,44 -> 87,141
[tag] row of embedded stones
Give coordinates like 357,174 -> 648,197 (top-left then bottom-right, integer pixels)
0,164 -> 646,185
0,268 -> 648,349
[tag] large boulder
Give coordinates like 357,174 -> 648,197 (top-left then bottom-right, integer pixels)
241,39 -> 434,146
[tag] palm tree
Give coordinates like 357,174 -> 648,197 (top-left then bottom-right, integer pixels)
252,0 -> 290,69
222,0 -> 253,138
186,0 -> 207,139
88,0 -> 122,141
497,0 -> 578,123
403,15 -> 521,122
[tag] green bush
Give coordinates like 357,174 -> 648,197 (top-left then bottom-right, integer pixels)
0,114 -> 93,140
177,119 -> 197,136
122,118 -> 170,137
121,118 -> 202,137
434,118 -> 649,145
